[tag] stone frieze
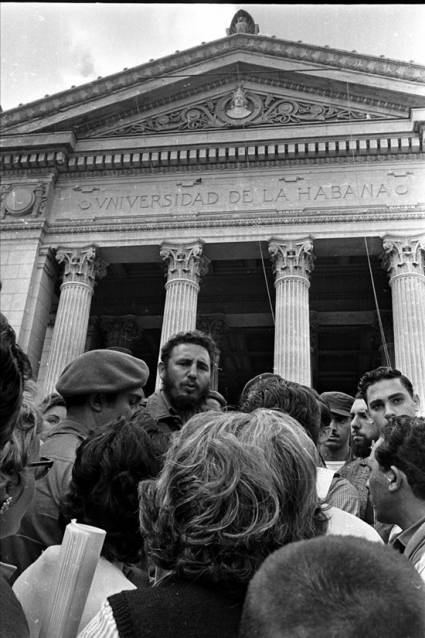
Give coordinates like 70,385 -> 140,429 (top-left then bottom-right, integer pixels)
104,87 -> 385,136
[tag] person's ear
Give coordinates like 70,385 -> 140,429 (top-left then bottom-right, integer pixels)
88,393 -> 103,412
386,466 -> 403,492
158,361 -> 166,382
413,394 -> 420,414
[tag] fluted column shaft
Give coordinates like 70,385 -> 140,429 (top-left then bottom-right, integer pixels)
156,242 -> 209,389
269,238 -> 314,386
383,236 -> 425,414
43,246 -> 107,395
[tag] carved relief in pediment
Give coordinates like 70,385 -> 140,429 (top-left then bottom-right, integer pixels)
92,86 -> 388,138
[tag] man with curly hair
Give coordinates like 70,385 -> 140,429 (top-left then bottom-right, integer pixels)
368,415 -> 425,582
146,330 -> 220,434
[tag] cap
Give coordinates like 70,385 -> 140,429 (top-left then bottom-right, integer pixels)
320,391 -> 354,417
56,349 -> 149,399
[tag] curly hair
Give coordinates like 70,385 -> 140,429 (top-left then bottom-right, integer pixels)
357,366 -> 414,401
375,415 -> 425,500
239,374 -> 321,444
60,417 -> 166,564
138,409 -> 326,591
160,330 -> 219,368
0,398 -> 43,492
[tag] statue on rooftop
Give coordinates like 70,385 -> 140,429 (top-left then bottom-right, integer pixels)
226,10 -> 259,36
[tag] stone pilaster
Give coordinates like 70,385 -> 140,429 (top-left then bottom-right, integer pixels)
383,236 -> 425,414
43,246 -> 107,395
269,238 -> 314,386
156,241 -> 209,389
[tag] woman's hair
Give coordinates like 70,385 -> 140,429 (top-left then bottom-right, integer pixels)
60,417 -> 166,564
139,409 -> 326,591
0,399 -> 43,476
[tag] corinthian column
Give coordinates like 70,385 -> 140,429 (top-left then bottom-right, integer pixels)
383,236 -> 425,414
43,246 -> 107,395
269,238 -> 314,386
156,242 -> 209,388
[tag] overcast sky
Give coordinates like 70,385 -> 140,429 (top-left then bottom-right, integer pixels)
1,3 -> 425,111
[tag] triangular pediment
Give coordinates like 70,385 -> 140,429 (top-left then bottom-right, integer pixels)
87,81 -> 403,138
1,32 -> 424,138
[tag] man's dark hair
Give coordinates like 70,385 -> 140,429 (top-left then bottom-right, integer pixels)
375,415 -> 425,500
240,535 -> 425,638
357,366 -> 414,402
60,416 -> 166,564
160,330 -> 219,368
239,374 -> 321,445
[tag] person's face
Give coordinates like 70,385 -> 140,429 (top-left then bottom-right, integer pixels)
367,440 -> 395,524
323,413 -> 351,451
41,404 -> 67,439
160,343 -> 211,409
99,387 -> 145,423
366,378 -> 419,433
350,398 -> 379,457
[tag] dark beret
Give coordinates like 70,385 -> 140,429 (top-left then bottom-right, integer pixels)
56,349 -> 149,398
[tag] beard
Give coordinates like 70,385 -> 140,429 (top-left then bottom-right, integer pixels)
163,374 -> 209,410
351,437 -> 373,458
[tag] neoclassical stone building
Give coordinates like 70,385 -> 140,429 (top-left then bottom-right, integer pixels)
1,11 -> 425,407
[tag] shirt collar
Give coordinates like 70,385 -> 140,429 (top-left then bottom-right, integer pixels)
393,514 -> 425,552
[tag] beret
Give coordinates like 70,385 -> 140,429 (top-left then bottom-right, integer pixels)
320,391 -> 354,417
56,349 -> 149,398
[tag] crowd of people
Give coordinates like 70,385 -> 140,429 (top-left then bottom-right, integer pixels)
1,311 -> 425,637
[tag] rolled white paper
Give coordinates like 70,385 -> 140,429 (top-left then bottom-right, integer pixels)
39,519 -> 106,638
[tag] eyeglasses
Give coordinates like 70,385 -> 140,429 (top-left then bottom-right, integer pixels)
27,458 -> 54,480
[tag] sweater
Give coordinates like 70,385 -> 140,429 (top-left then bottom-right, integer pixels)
108,577 -> 244,638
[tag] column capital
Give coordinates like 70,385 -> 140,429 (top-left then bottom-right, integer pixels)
160,241 -> 210,284
55,246 -> 108,286
268,237 -> 314,280
382,236 -> 425,280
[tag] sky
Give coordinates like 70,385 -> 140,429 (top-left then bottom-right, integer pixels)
1,3 -> 425,112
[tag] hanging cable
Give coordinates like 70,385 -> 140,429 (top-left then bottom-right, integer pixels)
364,238 -> 391,366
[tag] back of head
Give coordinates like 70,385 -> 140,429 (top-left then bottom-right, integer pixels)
60,416 -> 165,564
139,409 -> 325,590
239,374 -> 321,444
375,415 -> 425,500
357,366 -> 414,401
240,535 -> 425,638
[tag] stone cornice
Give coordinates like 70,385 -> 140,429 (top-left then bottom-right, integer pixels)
1,34 -> 424,130
1,137 -> 422,174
